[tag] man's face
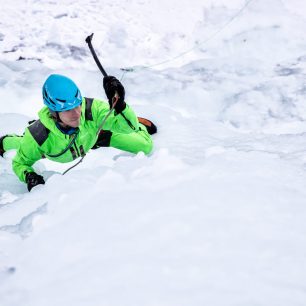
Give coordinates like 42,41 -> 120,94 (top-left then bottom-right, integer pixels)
58,105 -> 82,128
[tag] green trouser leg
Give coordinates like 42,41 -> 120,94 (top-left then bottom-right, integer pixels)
3,135 -> 23,151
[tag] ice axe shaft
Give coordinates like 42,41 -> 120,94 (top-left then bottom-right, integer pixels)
85,33 -> 119,107
85,33 -> 108,77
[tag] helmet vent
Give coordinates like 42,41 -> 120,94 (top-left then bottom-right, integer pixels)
43,88 -> 48,99
43,88 -> 56,105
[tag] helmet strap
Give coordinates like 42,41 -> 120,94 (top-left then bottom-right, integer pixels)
49,109 -> 62,123
55,112 -> 62,123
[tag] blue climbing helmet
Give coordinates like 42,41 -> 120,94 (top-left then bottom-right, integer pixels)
42,74 -> 82,112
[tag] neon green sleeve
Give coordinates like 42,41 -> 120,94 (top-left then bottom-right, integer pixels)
12,128 -> 43,182
92,99 -> 140,133
91,99 -> 153,155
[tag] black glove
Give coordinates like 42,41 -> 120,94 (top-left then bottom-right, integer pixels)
103,76 -> 126,113
25,172 -> 45,192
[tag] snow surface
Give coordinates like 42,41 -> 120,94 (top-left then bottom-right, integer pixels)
1,0 -> 306,305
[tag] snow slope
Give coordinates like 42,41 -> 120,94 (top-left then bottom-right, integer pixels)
1,0 -> 306,305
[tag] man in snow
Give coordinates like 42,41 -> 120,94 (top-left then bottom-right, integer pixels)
0,74 -> 157,191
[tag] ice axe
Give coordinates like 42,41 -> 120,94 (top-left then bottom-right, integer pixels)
85,33 -> 119,109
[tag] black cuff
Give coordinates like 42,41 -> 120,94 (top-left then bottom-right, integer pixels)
114,101 -> 126,114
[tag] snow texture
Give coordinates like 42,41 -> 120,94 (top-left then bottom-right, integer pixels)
1,0 -> 306,305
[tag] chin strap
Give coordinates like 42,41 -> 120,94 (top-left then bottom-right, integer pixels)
55,112 -> 62,123
49,110 -> 63,123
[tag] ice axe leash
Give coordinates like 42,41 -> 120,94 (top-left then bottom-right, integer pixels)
62,33 -> 118,175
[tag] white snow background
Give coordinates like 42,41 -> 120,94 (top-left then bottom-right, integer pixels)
1,0 -> 306,305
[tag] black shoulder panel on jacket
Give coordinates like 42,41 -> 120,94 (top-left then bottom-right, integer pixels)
28,120 -> 50,146
85,97 -> 94,121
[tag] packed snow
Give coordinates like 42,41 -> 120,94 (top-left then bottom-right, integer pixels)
1,0 -> 306,305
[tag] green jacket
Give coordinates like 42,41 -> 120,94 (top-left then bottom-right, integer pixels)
13,98 -> 151,182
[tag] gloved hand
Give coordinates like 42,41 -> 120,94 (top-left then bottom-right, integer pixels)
25,172 -> 45,192
103,76 -> 126,113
